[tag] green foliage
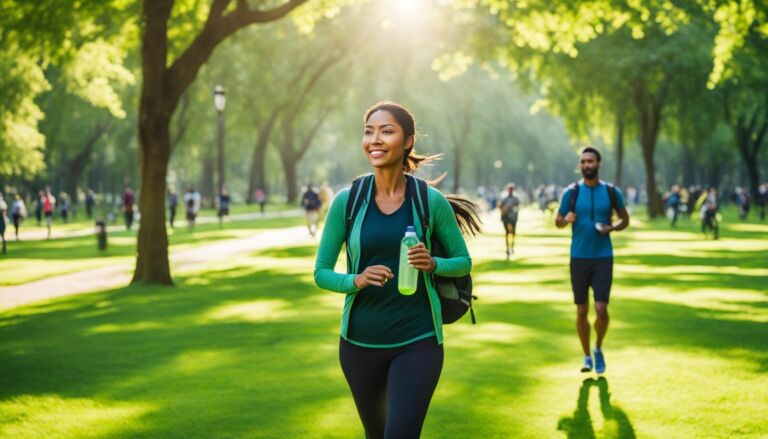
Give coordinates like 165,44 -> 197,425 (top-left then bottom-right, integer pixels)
0,53 -> 49,178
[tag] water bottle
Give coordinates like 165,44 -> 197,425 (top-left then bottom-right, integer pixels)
398,226 -> 420,295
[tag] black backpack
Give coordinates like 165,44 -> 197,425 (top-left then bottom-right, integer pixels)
345,174 -> 476,324
568,181 -> 620,218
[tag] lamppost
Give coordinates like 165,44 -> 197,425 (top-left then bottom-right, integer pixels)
213,85 -> 226,198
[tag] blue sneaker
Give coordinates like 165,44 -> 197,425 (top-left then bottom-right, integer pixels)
580,356 -> 593,373
594,348 -> 606,374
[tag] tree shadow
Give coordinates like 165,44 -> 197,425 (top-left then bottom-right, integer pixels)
557,377 -> 636,439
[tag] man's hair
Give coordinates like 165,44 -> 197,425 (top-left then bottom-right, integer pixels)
580,146 -> 601,162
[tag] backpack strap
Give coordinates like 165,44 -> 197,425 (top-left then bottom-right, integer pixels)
408,175 -> 431,235
606,183 -> 618,213
345,174 -> 372,234
568,182 -> 580,213
345,174 -> 373,271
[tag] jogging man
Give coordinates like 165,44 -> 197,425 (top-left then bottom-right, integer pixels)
555,147 -> 630,374
500,183 -> 521,258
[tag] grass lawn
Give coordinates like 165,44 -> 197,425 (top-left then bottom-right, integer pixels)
0,216 -> 304,286
0,206 -> 765,438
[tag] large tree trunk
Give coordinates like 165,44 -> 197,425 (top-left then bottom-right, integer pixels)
615,116 -> 624,188
452,143 -> 461,193
248,108 -> 281,202
633,79 -> 664,217
133,0 -> 174,284
734,108 -> 767,199
66,121 -> 111,202
133,0 -> 307,284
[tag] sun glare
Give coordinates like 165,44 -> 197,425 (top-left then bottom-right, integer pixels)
387,0 -> 429,27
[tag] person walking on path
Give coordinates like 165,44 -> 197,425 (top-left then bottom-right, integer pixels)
167,188 -> 178,228
665,185 -> 681,227
0,194 -> 7,254
500,183 -> 521,258
555,146 -> 630,374
700,187 -> 719,239
59,192 -> 70,223
254,188 -> 267,215
757,183 -> 767,221
301,183 -> 322,237
123,187 -> 135,230
85,189 -> 96,219
318,180 -> 335,224
34,190 -> 44,226
43,188 -> 56,239
217,186 -> 231,228
314,102 -> 474,439
184,187 -> 201,231
11,194 -> 27,240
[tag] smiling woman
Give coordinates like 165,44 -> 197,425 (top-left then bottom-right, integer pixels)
313,101 -> 474,438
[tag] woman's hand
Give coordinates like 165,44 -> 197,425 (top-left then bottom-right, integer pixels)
354,265 -> 394,289
408,243 -> 436,273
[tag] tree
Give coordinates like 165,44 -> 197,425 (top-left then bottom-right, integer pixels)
132,0 -> 308,284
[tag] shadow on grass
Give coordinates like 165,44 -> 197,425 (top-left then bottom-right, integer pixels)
558,377 -> 636,439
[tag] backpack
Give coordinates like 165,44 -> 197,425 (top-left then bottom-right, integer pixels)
304,191 -> 321,210
345,174 -> 477,325
568,181 -> 619,217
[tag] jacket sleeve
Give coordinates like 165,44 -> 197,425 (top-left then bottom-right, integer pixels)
313,189 -> 360,294
429,188 -> 472,277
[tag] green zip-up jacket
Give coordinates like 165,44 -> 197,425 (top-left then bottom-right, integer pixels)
313,177 -> 472,345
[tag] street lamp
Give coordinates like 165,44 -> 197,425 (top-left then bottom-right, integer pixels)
213,85 -> 226,200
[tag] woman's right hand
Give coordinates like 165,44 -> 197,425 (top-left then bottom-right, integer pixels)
354,265 -> 394,289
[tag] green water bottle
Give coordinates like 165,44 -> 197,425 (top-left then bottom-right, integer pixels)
398,226 -> 420,295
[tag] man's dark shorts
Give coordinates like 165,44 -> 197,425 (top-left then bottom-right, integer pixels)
502,214 -> 518,234
570,257 -> 613,304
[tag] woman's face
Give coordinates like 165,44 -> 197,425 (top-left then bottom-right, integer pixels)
363,110 -> 413,169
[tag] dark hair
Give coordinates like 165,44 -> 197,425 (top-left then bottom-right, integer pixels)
580,146 -> 602,162
363,101 -> 481,236
364,101 -> 441,173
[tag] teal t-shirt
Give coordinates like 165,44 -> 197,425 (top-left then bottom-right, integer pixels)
557,181 -> 625,258
346,186 -> 435,347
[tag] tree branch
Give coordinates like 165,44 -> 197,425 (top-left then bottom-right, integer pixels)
168,0 -> 308,107
297,113 -> 328,160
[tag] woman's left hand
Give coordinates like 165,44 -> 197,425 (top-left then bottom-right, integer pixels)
408,243 -> 436,273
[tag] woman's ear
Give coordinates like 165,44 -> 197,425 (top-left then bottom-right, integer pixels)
406,136 -> 414,149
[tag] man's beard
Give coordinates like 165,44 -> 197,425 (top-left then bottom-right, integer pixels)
581,168 -> 598,179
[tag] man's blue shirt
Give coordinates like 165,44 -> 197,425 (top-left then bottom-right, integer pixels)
558,181 -> 625,258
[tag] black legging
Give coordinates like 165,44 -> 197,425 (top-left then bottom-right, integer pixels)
339,337 -> 443,439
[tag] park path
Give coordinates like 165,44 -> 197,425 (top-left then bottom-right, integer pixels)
0,225 -> 313,311
11,209 -> 302,241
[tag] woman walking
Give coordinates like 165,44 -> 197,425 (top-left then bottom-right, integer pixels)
0,194 -> 7,253
314,102 -> 474,438
11,194 -> 27,240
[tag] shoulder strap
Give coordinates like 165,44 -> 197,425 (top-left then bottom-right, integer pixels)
569,182 -> 580,213
345,174 -> 372,233
606,183 -> 618,213
409,175 -> 430,233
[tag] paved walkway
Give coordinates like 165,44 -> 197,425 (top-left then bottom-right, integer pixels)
0,225 -> 313,311
10,209 -> 303,241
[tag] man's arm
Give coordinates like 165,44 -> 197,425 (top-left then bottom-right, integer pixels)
556,212 -> 577,228
600,208 -> 630,234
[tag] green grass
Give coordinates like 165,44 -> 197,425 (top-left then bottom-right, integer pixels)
0,216 -> 304,286
0,207 -> 766,438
